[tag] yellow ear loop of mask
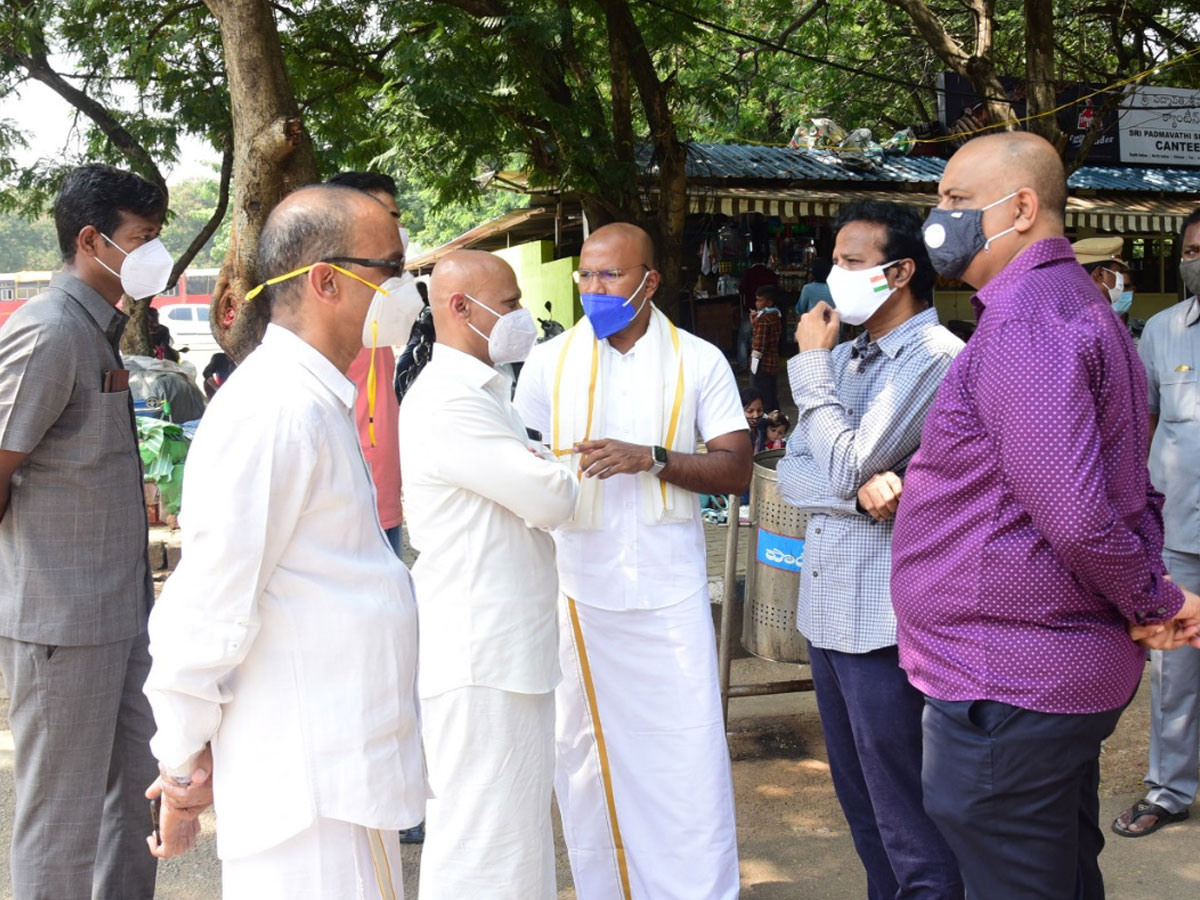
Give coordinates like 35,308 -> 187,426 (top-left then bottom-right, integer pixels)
244,263 -> 391,446
366,319 -> 378,447
244,262 -> 388,301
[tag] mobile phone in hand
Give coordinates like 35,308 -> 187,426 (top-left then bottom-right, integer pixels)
150,796 -> 162,847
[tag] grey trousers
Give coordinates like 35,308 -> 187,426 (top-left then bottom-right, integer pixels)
0,631 -> 158,900
1145,548 -> 1200,815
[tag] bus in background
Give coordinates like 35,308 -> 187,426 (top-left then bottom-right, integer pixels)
0,267 -> 221,330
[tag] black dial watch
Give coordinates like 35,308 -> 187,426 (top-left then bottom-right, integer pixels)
650,445 -> 668,475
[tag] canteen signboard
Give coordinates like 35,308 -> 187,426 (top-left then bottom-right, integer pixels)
1119,86 -> 1200,166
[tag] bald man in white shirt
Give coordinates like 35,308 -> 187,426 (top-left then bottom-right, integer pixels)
400,250 -> 578,899
143,185 -> 425,899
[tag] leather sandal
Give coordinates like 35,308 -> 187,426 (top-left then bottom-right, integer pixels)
1112,799 -> 1189,837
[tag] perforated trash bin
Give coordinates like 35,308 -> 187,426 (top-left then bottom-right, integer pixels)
742,449 -> 810,663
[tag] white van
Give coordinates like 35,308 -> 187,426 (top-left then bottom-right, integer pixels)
161,303 -> 218,351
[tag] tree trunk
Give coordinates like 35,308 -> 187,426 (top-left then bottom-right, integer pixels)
1024,0 -> 1065,152
203,0 -> 318,363
595,0 -> 687,321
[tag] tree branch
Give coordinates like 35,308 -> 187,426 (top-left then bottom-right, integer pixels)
433,0 -> 509,19
744,0 -> 827,56
1083,3 -> 1198,54
148,1 -> 204,44
883,0 -> 971,75
14,42 -> 167,197
1024,0 -> 1065,152
169,133 -> 232,282
885,0 -> 1015,130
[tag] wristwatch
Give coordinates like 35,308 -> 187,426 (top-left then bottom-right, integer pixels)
650,445 -> 668,476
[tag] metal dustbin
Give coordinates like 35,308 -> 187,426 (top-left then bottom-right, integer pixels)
742,449 -> 810,663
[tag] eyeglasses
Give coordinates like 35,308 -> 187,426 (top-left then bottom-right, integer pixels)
244,257 -> 403,302
323,256 -> 407,280
571,264 -> 649,285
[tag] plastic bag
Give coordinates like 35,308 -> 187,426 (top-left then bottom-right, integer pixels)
136,417 -> 190,515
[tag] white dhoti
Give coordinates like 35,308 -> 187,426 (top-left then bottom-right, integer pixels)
555,590 -> 739,900
221,817 -> 404,900
418,685 -> 556,900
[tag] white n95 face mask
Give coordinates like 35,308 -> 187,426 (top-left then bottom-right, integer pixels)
465,294 -> 539,364
826,260 -> 899,326
362,272 -> 424,349
98,234 -> 175,299
361,272 -> 425,448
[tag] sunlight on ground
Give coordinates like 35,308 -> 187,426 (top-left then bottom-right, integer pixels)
739,857 -> 793,884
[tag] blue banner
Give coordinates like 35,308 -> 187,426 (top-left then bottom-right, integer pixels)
756,529 -> 805,573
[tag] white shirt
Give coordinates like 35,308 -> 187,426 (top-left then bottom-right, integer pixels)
514,327 -> 746,610
400,344 -> 578,698
144,325 -> 426,860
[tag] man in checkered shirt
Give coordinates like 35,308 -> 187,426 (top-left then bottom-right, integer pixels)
777,200 -> 964,900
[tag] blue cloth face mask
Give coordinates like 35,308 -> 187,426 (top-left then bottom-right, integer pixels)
921,191 -> 1018,281
580,270 -> 651,339
1112,290 -> 1133,315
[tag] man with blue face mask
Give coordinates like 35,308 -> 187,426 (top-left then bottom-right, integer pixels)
1113,209 -> 1200,841
514,223 -> 751,900
1072,235 -> 1140,339
0,163 -> 167,899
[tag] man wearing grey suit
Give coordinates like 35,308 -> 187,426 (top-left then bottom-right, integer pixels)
0,164 -> 172,899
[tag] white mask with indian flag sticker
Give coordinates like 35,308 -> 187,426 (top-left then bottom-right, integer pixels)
826,260 -> 900,326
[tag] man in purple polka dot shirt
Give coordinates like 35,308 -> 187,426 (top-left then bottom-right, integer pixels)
890,132 -> 1200,900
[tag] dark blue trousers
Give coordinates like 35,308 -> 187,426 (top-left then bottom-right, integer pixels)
921,697 -> 1126,900
809,644 -> 963,900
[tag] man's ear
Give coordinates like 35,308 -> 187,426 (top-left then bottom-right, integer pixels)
642,268 -> 661,300
889,259 -> 914,290
308,263 -> 340,306
76,225 -> 102,260
448,291 -> 471,319
1013,187 -> 1040,234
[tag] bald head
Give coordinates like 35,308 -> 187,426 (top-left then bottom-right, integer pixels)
429,250 -> 523,364
583,222 -> 657,269
430,250 -> 516,312
955,132 -> 1067,223
258,185 -> 379,311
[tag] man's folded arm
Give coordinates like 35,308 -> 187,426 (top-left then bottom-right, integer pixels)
790,349 -> 953,500
433,393 -> 579,529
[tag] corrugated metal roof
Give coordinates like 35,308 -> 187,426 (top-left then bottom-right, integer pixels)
652,142 -> 1200,193
1067,165 -> 1200,192
678,186 -> 1195,232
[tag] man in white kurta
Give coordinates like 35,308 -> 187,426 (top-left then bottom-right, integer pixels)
143,186 -> 425,898
400,250 -> 579,899
514,223 -> 752,899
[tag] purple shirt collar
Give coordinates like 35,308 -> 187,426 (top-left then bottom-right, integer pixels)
969,236 -> 1077,320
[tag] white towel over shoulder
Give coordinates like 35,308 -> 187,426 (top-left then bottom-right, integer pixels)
551,306 -> 697,530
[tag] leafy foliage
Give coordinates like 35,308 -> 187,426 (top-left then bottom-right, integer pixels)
0,211 -> 58,270
1,0 -> 1198,267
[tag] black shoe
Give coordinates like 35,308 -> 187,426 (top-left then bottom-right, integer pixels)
398,822 -> 425,844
